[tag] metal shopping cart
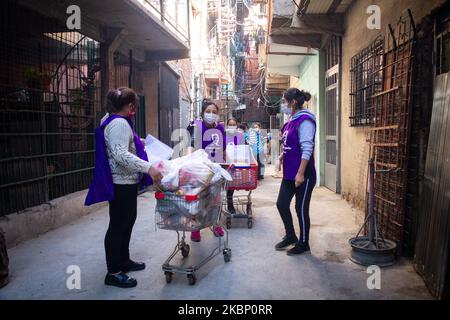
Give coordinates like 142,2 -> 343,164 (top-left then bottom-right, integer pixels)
154,179 -> 231,285
221,163 -> 258,229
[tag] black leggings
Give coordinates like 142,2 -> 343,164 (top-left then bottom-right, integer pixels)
227,190 -> 234,205
276,176 -> 316,244
105,184 -> 138,273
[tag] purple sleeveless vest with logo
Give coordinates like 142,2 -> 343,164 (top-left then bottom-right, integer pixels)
225,131 -> 245,146
193,119 -> 226,163
85,114 -> 152,206
281,115 -> 316,181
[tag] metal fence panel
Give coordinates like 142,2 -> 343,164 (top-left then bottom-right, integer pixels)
0,1 -> 101,216
368,13 -> 415,251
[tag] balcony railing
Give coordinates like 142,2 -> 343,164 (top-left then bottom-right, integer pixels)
143,0 -> 190,44
203,57 -> 231,82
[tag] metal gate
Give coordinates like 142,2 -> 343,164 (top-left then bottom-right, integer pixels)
159,63 -> 180,146
369,12 -> 415,251
0,1 -> 101,216
324,36 -> 341,193
414,9 -> 450,300
414,73 -> 450,299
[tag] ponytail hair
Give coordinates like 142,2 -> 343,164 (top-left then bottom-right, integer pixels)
283,88 -> 312,110
106,87 -> 138,114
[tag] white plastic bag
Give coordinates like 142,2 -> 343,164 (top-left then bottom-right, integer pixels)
144,134 -> 173,165
225,145 -> 254,165
156,149 -> 231,193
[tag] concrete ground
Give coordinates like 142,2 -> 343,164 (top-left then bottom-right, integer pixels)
0,168 -> 432,300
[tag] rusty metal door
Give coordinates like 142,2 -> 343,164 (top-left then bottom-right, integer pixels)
414,12 -> 450,299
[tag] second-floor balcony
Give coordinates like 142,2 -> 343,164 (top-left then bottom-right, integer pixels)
143,0 -> 190,45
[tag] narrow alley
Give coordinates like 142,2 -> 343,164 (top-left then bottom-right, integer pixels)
1,0 -> 450,304
0,167 -> 430,300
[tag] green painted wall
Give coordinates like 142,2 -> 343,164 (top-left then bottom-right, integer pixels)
298,50 -> 325,186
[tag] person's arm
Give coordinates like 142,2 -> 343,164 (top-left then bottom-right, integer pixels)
105,119 -> 152,174
295,120 -> 316,187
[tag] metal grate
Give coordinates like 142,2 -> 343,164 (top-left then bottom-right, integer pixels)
0,1 -> 101,216
113,50 -> 146,138
325,36 -> 341,71
368,12 -> 416,251
349,36 -> 384,127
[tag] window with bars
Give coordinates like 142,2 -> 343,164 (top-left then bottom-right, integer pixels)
349,37 -> 384,127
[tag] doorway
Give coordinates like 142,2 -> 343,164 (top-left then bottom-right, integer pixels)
324,36 -> 341,193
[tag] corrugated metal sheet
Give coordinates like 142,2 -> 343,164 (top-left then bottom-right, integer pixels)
414,73 -> 450,299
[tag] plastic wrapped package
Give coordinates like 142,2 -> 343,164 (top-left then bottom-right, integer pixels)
156,149 -> 231,194
154,149 -> 232,231
175,199 -> 201,217
179,163 -> 213,187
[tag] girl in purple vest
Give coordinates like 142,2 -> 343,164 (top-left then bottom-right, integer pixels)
187,99 -> 226,242
275,88 -> 317,255
86,87 -> 163,288
225,117 -> 245,213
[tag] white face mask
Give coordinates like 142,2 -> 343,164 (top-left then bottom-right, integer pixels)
227,126 -> 237,133
280,102 -> 292,115
204,113 -> 218,124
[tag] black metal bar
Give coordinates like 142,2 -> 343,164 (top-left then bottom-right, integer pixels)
0,1 -> 102,216
160,0 -> 165,23
128,49 -> 133,88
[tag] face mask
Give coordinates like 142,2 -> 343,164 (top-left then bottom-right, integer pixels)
280,102 -> 292,115
127,104 -> 137,119
204,113 -> 218,124
227,126 -> 237,133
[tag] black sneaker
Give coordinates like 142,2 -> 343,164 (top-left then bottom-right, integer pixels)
275,236 -> 298,251
287,242 -> 310,256
121,260 -> 146,273
104,272 -> 137,288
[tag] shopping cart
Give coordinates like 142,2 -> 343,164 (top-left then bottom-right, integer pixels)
154,179 -> 231,285
221,163 -> 258,229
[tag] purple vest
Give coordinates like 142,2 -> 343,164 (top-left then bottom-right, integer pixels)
281,115 -> 316,181
85,114 -> 152,206
193,119 -> 226,163
225,131 -> 245,146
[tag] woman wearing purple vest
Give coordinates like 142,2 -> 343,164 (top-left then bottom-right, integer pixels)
275,88 -> 317,255
225,117 -> 245,213
187,99 -> 226,242
85,87 -> 163,288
